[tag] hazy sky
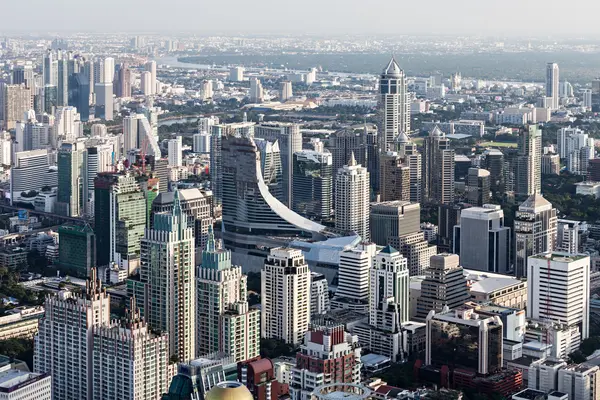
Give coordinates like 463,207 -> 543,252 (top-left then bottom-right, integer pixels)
6,0 -> 600,36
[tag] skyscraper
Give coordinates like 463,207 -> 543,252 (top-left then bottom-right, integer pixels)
331,242 -> 377,313
482,149 -> 504,192
115,62 -> 132,98
57,224 -> 96,278
140,190 -> 196,362
57,52 -> 69,106
249,77 -> 264,103
546,62 -> 560,110
423,126 -> 455,204
292,150 -> 333,222
0,83 -> 32,130
514,194 -> 557,278
255,122 -> 302,208
145,60 -> 157,95
261,248 -> 310,346
396,132 -> 422,203
57,141 -> 86,217
197,227 -> 259,361
168,136 -> 183,166
279,81 -> 293,101
68,73 -> 90,121
379,151 -> 410,202
95,82 -> 113,121
334,153 -> 370,241
466,167 -> 491,206
378,57 -> 410,152
369,200 -> 420,246
140,71 -> 153,95
453,205 -> 511,274
515,125 -> 542,197
122,113 -> 161,157
327,129 -> 367,181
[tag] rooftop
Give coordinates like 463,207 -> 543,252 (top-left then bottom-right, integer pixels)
513,389 -> 547,400
530,252 -> 588,263
470,277 -> 523,294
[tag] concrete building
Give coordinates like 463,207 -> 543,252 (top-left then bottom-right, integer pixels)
122,113 -> 161,158
370,201 -> 420,246
515,125 -> 542,197
94,82 -> 113,121
514,194 -> 557,278
145,60 -> 157,94
395,132 -> 422,203
378,58 -> 410,152
292,150 -> 332,222
279,81 -> 293,101
423,126 -> 455,204
370,246 -> 410,327
10,150 -> 56,203
168,136 -> 183,167
0,83 -> 32,130
331,243 -> 377,313
546,63 -> 560,110
140,71 -> 152,95
310,272 -> 330,317
0,363 -> 51,400
56,141 -> 86,217
557,364 -> 600,400
542,153 -> 560,175
379,152 -> 410,202
555,219 -> 581,254
0,306 -> 44,341
249,77 -> 264,103
335,153 -> 370,241
261,248 -> 310,346
454,205 -> 511,274
229,66 -> 244,82
583,89 -> 593,110
528,358 -> 567,393
466,168 -> 491,206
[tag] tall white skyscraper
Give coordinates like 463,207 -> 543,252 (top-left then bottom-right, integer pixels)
122,113 -> 161,157
334,153 -> 370,241
201,80 -> 213,100
145,60 -> 157,94
102,57 -> 115,84
546,62 -> 560,110
140,191 -> 196,362
140,71 -> 153,96
168,136 -> 183,167
54,106 -> 81,141
279,81 -> 293,101
229,66 -> 244,82
249,77 -> 264,103
331,242 -> 377,313
378,57 -> 410,151
527,252 -> 590,357
261,248 -> 310,346
583,89 -> 593,110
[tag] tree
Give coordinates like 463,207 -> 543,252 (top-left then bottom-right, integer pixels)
260,338 -> 296,359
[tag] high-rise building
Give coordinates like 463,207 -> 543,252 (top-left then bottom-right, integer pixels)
140,190 -> 196,362
43,51 -> 57,86
58,224 -> 95,278
378,57 -> 410,152
482,149 -> 504,192
94,173 -> 147,268
453,205 -> 511,274
415,253 -> 470,321
437,203 -> 470,253
335,153 -> 370,240
10,150 -> 56,203
140,71 -> 153,95
379,151 -> 410,202
279,81 -> 293,101
310,272 -> 330,317
193,133 -> 210,154
115,62 -> 132,98
557,364 -> 600,400
56,141 -> 86,217
34,271 -> 111,400
556,219 -> 581,254
292,150 -> 332,222
261,248 -> 310,346
396,132 -> 422,203
68,73 -> 90,121
94,82 -> 113,121
425,306 -> 503,376
249,77 -> 264,103
541,153 -> 560,175
197,226 -> 260,361
122,113 -> 161,157
466,167 -> 491,206
327,129 -> 367,182
57,53 -> 69,106
527,252 -> 590,355
370,245 -> 410,326
331,243 -> 376,313
201,80 -> 213,100
369,200 -> 420,246
514,194 -> 557,278
82,144 -> 113,216
516,125 -> 542,197
255,122 -> 302,208
546,62 -> 560,110
229,66 -> 244,82
290,322 -> 361,400
168,136 -> 183,167
0,83 -> 32,130
145,60 -> 157,94
423,126 -> 455,204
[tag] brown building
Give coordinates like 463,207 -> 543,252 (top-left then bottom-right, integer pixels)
238,358 -> 288,400
379,152 -> 410,202
589,159 -> 600,181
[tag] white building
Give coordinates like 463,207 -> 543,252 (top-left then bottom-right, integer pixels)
229,67 -> 244,82
145,60 -> 157,94
261,248 -> 310,346
54,106 -> 82,142
331,242 -> 376,313
122,113 -> 161,157
557,364 -> 600,400
249,77 -> 264,103
334,153 -> 370,241
310,272 -> 330,317
168,136 -> 183,167
140,71 -> 153,96
528,358 -> 567,393
527,252 -> 590,355
193,133 -> 210,154
0,365 -> 51,400
201,80 -> 213,101
547,63 -> 560,110
378,58 -> 410,151
583,89 -> 593,110
279,81 -> 293,101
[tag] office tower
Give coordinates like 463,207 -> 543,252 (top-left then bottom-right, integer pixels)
415,254 -> 470,320
369,245 -> 409,326
57,54 -> 68,106
279,81 -> 293,101
0,131 -> 11,166
438,203 -> 464,252
528,359 -> 568,393
95,82 -> 113,120
152,188 -> 213,250
153,158 -> 169,193
482,149 -> 504,192
541,153 -> 560,175
378,57 -> 410,151
34,271 -> 111,400
140,190 -> 196,362
364,125 -> 379,192
327,129 -> 367,182
10,150 -> 56,203
141,71 -> 153,95
583,88 -> 593,110
560,129 -> 595,175
43,85 -> 57,114
331,242 -> 376,312
255,122 -> 302,207
210,122 -> 255,205
0,83 -> 32,130
261,248 -> 310,346
197,228 -> 259,361
370,200 -> 419,246
168,136 -> 183,166
396,131 -> 422,203
254,138 -> 285,203
379,151 -> 410,202
527,252 -> 590,355
54,106 -> 81,141
43,51 -> 57,86
94,173 -> 147,267
83,145 -> 112,216
92,300 -> 173,400
145,60 -> 157,94
514,194 -> 557,278
466,167 -> 491,206
249,77 -> 264,102
12,62 -> 34,88
15,120 -> 51,152
453,205 -> 511,274
290,323 -> 361,400
515,125 -> 542,197
68,73 -> 90,121
229,66 -> 244,82
557,364 -> 600,400
58,225 -> 96,277
193,133 -> 210,153
425,306 -> 503,376
122,113 -> 161,157
310,272 -> 330,316
546,62 -> 560,110
56,141 -> 86,217
0,365 -> 51,399
335,153 -> 370,240
423,126 -> 455,204
115,62 -> 131,98
292,150 -> 332,222
556,219 -> 581,254
102,57 -> 115,84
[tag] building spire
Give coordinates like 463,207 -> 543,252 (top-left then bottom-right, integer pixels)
173,188 -> 182,217
349,151 -> 357,167
206,224 -> 216,252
